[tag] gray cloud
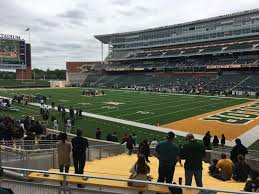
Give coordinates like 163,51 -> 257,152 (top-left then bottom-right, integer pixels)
58,10 -> 86,19
1,0 -> 258,70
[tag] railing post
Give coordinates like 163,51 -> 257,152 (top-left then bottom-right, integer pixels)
62,174 -> 67,194
87,148 -> 90,161
52,148 -> 55,168
99,147 -> 101,159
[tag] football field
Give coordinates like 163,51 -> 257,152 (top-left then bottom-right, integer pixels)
0,88 -> 258,147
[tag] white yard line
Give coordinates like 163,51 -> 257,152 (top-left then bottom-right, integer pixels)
29,102 -> 237,146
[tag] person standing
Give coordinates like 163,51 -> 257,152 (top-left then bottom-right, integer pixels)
203,131 -> 211,150
111,131 -> 119,142
150,138 -> 158,148
57,133 -> 71,174
155,132 -> 179,184
128,154 -> 150,191
221,134 -> 225,147
139,139 -> 150,162
230,138 -> 248,163
96,128 -> 102,140
132,133 -> 138,145
72,129 -> 89,187
213,135 -> 219,147
181,134 -> 206,187
126,135 -> 135,155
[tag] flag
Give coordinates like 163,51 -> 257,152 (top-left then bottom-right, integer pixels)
25,28 -> 30,31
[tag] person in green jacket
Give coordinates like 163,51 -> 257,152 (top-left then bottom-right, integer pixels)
0,188 -> 14,194
181,133 -> 206,187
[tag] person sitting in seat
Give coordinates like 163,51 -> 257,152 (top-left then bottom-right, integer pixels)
128,154 -> 150,192
210,153 -> 233,181
209,159 -> 219,175
233,154 -> 250,182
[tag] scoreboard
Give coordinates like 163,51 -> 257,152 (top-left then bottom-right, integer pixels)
0,34 -> 26,69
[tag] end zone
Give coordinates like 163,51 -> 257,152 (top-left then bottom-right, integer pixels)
162,100 -> 259,145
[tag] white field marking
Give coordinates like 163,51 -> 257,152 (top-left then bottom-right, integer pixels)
136,111 -> 154,115
28,101 -> 240,146
135,99 -> 235,122
1,93 -> 255,147
119,98 -> 220,118
77,102 -> 91,105
236,125 -> 259,147
102,106 -> 117,110
59,100 -> 70,102
95,96 -> 199,115
103,102 -> 125,106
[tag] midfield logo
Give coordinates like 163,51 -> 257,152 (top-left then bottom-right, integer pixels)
202,103 -> 259,124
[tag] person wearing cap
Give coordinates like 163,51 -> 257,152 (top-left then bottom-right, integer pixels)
155,131 -> 179,184
181,133 -> 206,187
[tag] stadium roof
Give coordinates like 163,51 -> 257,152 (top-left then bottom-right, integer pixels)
94,8 -> 259,44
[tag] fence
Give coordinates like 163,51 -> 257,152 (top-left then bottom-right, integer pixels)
0,141 -> 126,171
0,166 -> 254,194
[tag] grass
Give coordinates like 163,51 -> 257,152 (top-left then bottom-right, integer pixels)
0,87 -> 257,149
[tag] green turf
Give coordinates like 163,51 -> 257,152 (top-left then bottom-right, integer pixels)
0,88 -> 252,125
0,87 -> 257,148
248,140 -> 259,151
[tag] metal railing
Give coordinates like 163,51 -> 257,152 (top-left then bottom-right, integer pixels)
0,143 -> 126,171
0,166 -> 254,194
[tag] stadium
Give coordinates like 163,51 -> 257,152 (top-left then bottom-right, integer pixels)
0,6 -> 259,194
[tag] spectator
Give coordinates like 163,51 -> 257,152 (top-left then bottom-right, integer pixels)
128,154 -> 150,190
150,138 -> 158,147
139,139 -> 150,162
203,131 -> 211,150
181,133 -> 206,187
79,109 -> 82,119
213,135 -> 219,147
61,110 -> 66,123
0,187 -> 14,194
212,153 -> 233,181
96,128 -> 101,140
72,129 -> 89,188
221,134 -> 225,146
209,159 -> 219,175
57,133 -> 71,174
233,154 -> 250,182
65,119 -> 71,134
106,133 -> 112,141
155,132 -> 179,184
69,107 -> 74,118
53,118 -> 58,130
132,133 -> 138,145
230,138 -> 248,163
122,133 -> 128,144
57,104 -> 61,112
244,170 -> 259,192
51,101 -> 55,109
126,135 -> 135,155
111,131 -> 118,142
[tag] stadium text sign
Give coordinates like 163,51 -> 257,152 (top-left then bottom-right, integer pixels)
0,34 -> 21,40
203,103 -> 259,124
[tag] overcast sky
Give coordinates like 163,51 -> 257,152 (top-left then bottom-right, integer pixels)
1,0 -> 258,70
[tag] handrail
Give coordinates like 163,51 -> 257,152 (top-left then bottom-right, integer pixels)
0,143 -> 124,153
1,166 -> 252,194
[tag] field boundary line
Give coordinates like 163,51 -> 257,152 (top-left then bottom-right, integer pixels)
28,101 -> 236,147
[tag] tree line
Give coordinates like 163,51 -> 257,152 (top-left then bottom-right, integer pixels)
0,69 -> 66,80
